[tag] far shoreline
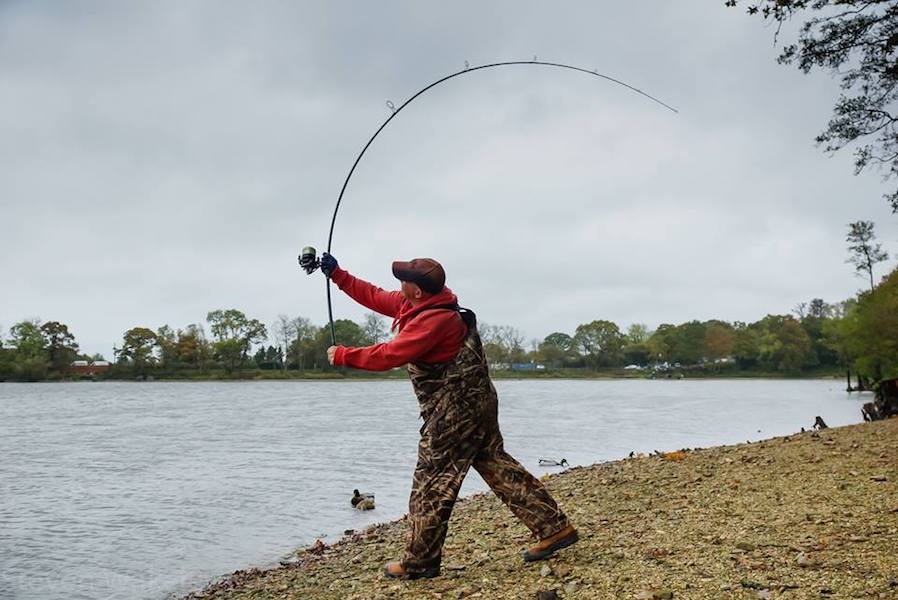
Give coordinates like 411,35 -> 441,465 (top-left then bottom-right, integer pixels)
1,368 -> 850,384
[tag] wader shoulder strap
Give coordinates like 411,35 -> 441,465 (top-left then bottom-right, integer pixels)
418,303 -> 477,330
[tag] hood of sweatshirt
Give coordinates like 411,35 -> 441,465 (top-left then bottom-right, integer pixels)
391,286 -> 459,332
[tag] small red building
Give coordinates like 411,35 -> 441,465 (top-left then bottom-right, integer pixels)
69,360 -> 112,377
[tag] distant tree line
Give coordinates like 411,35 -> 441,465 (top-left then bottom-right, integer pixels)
109,310 -> 390,377
0,306 -> 399,381
0,320 -> 83,381
483,302 -> 844,373
2,222 -> 894,383
2,276 -> 894,382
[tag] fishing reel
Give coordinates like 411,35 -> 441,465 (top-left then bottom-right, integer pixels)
298,246 -> 320,274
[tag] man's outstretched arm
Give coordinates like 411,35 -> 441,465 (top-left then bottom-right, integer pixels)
328,314 -> 443,371
322,253 -> 404,318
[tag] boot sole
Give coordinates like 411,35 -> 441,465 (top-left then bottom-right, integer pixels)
383,566 -> 441,580
522,530 -> 579,562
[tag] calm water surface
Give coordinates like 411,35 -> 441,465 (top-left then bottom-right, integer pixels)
0,379 -> 866,600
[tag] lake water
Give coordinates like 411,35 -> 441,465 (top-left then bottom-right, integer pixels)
0,379 -> 866,600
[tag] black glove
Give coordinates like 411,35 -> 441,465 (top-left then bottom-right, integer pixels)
320,252 -> 338,277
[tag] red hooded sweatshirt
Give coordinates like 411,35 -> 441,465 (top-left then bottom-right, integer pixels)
330,267 -> 468,371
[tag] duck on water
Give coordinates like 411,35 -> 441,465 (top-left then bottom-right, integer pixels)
351,489 -> 375,510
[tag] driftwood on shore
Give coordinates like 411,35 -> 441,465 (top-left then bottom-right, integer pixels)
862,377 -> 898,421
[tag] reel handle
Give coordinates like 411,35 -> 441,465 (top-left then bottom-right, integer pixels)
298,246 -> 320,274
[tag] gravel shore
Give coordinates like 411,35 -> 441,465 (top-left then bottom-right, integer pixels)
186,419 -> 897,599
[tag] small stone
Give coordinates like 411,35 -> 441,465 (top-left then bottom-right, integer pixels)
535,591 -> 559,600
736,541 -> 756,552
796,552 -> 815,567
455,586 -> 475,599
564,581 -> 580,595
343,529 -> 355,535
554,565 -> 571,578
756,590 -> 772,600
635,590 -> 673,600
871,475 -> 888,482
445,563 -> 466,571
645,547 -> 670,559
539,564 -> 552,577
308,539 -> 326,555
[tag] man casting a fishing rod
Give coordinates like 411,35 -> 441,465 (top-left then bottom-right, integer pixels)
317,251 -> 578,579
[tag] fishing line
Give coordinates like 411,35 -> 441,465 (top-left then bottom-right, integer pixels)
301,59 -> 679,345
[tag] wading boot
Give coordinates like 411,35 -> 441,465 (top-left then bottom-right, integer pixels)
522,525 -> 579,562
383,561 -> 440,580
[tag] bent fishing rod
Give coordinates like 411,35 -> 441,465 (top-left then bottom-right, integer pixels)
298,59 -> 679,346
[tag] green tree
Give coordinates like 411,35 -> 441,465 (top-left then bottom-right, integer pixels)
846,221 -> 889,292
753,315 -> 816,372
840,267 -> 898,380
622,342 -> 652,367
704,321 -> 735,365
0,325 -> 13,380
119,327 -> 158,375
799,298 -> 840,367
206,309 -> 268,373
626,323 -> 650,344
647,323 -> 676,364
9,319 -> 48,380
312,319 -> 368,370
40,321 -> 79,374
778,319 -> 816,372
155,325 -> 178,370
730,0 -> 898,211
669,321 -> 708,364
621,323 -> 652,366
177,324 -> 210,369
539,332 -> 577,368
732,321 -> 760,368
254,345 -> 282,369
808,298 -> 832,320
573,320 -> 624,369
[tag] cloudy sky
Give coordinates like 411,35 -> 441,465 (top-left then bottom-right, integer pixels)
2,1 -> 897,356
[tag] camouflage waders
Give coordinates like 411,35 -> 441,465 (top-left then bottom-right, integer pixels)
402,311 -> 570,572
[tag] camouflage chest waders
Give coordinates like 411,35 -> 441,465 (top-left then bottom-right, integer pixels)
401,308 -> 570,573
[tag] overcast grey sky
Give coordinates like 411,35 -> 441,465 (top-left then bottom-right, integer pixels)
2,1 -> 897,356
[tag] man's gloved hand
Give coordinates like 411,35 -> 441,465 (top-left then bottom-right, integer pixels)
320,252 -> 338,277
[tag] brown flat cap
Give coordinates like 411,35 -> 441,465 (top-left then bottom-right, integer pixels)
392,258 -> 445,294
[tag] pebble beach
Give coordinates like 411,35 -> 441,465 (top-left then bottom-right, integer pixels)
185,418 -> 898,600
